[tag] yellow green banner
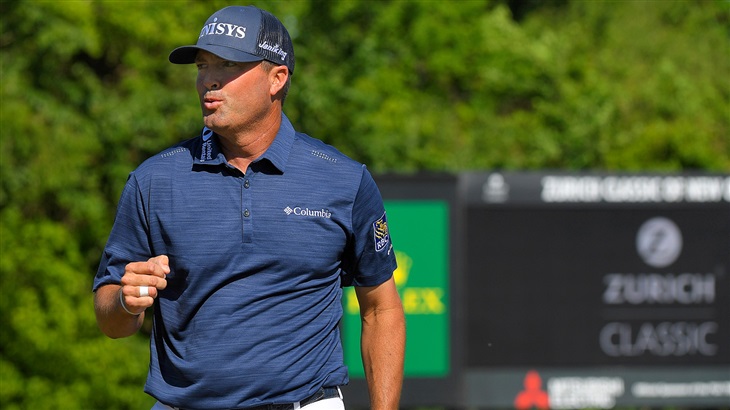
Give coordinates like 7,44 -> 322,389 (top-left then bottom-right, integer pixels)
343,200 -> 450,377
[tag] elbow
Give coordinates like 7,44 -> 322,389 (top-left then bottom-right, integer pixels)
96,318 -> 140,339
98,324 -> 126,339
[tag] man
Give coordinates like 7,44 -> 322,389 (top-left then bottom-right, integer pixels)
93,5 -> 405,410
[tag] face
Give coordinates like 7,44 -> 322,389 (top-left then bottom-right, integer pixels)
194,50 -> 273,136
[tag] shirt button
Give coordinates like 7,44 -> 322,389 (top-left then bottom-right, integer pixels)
244,180 -> 250,189
243,209 -> 250,218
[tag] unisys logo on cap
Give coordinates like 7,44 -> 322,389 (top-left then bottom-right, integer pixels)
199,17 -> 247,39
169,6 -> 295,73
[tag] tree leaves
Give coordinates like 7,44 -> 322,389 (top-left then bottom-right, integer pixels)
1,0 -> 727,407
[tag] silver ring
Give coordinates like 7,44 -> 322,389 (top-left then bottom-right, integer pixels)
139,285 -> 149,297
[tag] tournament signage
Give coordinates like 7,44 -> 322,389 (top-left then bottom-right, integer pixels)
462,172 -> 730,407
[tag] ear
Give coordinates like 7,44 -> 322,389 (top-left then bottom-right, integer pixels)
269,65 -> 289,97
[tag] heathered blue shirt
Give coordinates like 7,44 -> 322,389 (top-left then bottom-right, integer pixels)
94,114 -> 396,409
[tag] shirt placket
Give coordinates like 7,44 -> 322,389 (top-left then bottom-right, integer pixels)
241,173 -> 253,243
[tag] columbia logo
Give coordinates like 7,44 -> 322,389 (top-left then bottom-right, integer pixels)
284,206 -> 332,219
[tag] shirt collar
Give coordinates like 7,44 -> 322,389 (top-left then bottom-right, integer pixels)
255,113 -> 295,173
193,113 -> 296,173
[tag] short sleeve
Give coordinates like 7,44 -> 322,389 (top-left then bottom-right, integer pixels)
93,173 -> 152,291
340,166 -> 397,287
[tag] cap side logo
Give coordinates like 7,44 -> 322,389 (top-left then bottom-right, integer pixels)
258,41 -> 288,61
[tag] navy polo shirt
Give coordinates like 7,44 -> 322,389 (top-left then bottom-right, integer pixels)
94,114 -> 396,409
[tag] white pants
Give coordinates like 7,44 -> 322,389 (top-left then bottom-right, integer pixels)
294,396 -> 345,410
152,388 -> 345,410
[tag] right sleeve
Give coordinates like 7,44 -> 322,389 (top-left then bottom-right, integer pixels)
93,173 -> 152,291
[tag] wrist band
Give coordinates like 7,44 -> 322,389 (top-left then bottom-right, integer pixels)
119,288 -> 141,316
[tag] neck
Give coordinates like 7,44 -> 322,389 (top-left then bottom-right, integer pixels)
216,110 -> 282,173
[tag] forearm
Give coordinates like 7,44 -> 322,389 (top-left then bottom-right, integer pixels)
94,284 -> 145,339
360,305 -> 406,410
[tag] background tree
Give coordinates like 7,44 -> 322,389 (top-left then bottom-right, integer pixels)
1,0 -> 728,408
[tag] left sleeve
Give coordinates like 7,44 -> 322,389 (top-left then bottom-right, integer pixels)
341,165 -> 397,287
93,172 -> 152,291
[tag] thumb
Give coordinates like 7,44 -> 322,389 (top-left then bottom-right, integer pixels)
149,255 -> 171,274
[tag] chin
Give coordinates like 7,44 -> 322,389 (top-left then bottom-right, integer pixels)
202,115 -> 219,130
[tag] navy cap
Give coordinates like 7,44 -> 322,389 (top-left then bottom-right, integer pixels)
169,6 -> 294,74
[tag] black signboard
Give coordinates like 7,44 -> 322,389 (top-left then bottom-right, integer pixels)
463,172 -> 730,407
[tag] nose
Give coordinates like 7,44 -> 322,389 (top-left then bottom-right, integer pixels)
206,77 -> 220,90
199,71 -> 220,91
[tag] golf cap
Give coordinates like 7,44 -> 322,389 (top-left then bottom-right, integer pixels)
169,5 -> 294,74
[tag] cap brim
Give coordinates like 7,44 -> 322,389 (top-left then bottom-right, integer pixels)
168,44 -> 264,64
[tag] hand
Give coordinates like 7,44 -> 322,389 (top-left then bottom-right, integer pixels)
119,255 -> 170,315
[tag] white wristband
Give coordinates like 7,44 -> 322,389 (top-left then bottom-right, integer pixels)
119,288 -> 141,316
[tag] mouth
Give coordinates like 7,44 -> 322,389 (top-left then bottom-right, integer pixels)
202,94 -> 223,111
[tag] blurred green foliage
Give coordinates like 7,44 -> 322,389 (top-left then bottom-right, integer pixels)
1,0 -> 728,408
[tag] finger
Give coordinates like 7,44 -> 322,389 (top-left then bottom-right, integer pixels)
137,284 -> 162,298
121,268 -> 168,292
120,285 -> 155,310
136,273 -> 167,291
125,260 -> 168,278
122,285 -> 157,307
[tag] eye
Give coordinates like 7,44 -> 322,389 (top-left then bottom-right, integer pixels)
196,63 -> 207,70
223,61 -> 238,68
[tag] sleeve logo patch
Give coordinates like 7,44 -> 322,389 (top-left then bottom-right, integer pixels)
373,212 -> 391,252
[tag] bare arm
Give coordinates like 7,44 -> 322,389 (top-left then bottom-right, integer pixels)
355,276 -> 406,410
94,255 -> 169,338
